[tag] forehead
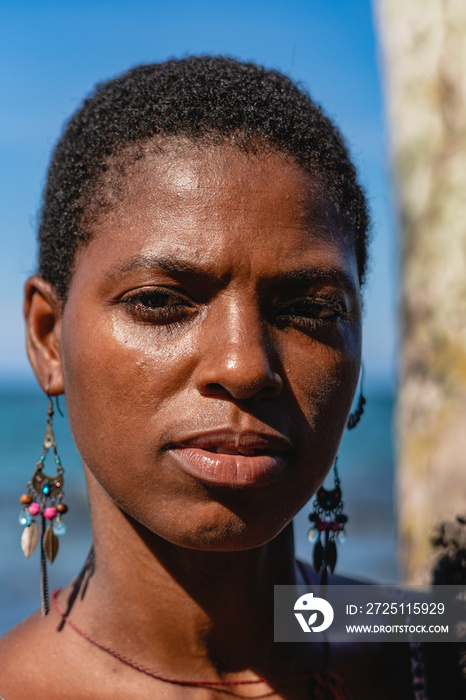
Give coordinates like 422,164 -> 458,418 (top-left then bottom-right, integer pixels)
76,143 -> 357,283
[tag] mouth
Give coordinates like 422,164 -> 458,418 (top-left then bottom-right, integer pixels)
167,431 -> 292,487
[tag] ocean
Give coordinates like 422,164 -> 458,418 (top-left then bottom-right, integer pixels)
0,381 -> 398,634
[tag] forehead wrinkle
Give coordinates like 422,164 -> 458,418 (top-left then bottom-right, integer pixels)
139,188 -> 333,239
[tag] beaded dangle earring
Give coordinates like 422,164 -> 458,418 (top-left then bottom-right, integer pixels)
308,372 -> 366,585
18,396 -> 68,615
308,458 -> 348,586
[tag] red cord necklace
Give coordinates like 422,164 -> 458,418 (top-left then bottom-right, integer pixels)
51,589 -> 347,695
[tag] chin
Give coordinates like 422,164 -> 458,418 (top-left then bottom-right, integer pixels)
180,521 -> 287,552
135,501 -> 291,554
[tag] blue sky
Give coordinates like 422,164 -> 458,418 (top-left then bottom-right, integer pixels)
1,0 -> 397,386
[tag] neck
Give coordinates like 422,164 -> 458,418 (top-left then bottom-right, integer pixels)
64,470 -> 308,682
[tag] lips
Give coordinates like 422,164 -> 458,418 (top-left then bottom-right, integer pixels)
167,430 -> 292,487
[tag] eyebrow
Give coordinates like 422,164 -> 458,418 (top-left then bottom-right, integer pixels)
104,254 -> 216,283
104,253 -> 358,295
272,268 -> 358,295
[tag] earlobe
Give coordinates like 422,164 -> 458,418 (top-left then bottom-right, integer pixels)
24,276 -> 64,395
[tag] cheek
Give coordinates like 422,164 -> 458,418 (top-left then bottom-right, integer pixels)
281,329 -> 361,427
59,310 -> 197,472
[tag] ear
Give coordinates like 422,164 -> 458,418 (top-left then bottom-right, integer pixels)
24,276 -> 64,395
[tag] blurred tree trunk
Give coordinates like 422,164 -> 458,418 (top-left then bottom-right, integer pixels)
376,0 -> 466,583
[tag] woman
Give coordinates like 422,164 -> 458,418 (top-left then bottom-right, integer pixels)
0,56 -> 417,698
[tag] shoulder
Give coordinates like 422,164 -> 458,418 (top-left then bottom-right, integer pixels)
0,609 -> 85,700
0,612 -> 46,698
0,598 -> 135,700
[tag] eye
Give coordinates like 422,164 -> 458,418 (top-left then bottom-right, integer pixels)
274,296 -> 345,331
120,288 -> 196,324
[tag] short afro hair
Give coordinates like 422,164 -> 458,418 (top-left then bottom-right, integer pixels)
38,55 -> 370,301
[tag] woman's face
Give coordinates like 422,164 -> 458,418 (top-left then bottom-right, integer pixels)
59,143 -> 362,551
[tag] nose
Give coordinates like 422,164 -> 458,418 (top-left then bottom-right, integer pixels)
194,303 -> 283,401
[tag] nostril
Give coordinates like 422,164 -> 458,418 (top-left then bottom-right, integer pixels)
259,373 -> 283,398
202,382 -> 233,398
200,370 -> 283,401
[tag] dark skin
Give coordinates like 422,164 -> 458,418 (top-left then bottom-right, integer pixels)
0,144 -> 414,699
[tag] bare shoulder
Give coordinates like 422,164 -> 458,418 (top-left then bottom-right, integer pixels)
0,601 -> 150,700
0,609 -> 89,700
0,611 -> 45,663
0,611 -> 51,698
